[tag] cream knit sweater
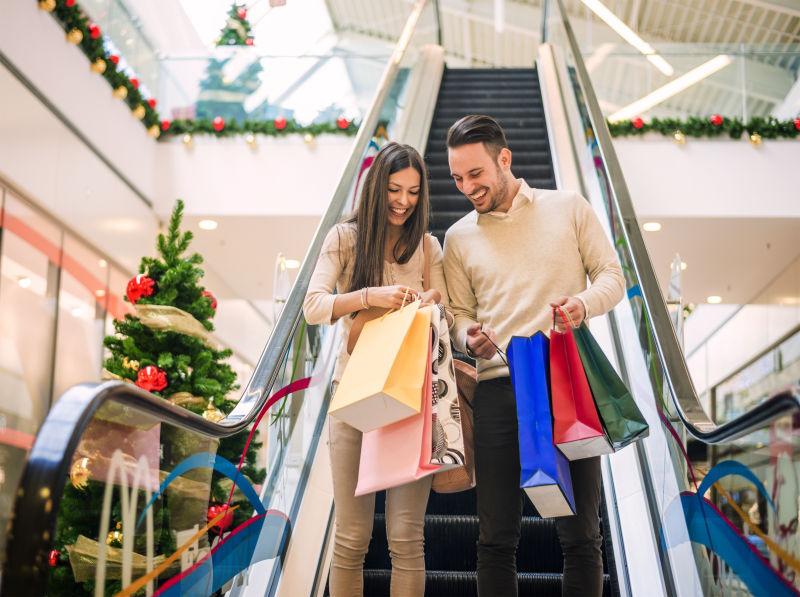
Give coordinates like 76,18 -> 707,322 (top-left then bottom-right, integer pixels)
443,179 -> 625,381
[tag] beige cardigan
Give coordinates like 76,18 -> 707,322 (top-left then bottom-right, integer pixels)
303,222 -> 450,382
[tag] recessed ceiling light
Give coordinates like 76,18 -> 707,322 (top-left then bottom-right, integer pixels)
98,259 -> 108,268
284,259 -> 301,269
18,277 -> 31,289
643,222 -> 661,232
198,219 -> 218,231
706,295 -> 722,304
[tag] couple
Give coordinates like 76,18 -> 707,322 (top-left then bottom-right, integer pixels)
303,115 -> 625,597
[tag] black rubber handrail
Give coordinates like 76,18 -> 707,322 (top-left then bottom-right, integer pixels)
0,3 -> 431,593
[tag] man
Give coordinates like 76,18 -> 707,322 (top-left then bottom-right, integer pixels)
441,114 -> 625,596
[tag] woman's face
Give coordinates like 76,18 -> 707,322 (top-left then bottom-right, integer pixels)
386,166 -> 420,228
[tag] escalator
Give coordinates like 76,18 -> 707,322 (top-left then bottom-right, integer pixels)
3,1 -> 800,596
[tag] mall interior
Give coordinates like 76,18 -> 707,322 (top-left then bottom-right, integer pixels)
0,0 -> 798,595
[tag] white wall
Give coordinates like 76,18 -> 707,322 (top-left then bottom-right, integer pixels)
614,137 -> 800,218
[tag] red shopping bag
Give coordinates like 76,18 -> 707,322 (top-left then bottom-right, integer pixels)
550,307 -> 613,460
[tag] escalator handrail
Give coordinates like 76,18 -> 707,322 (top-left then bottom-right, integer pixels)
2,1 -> 430,590
548,0 -> 800,444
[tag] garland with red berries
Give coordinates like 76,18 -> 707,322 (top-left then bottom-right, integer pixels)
609,115 -> 800,140
37,0 -> 359,140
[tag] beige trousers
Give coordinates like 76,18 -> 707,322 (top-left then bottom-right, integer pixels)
328,415 -> 431,597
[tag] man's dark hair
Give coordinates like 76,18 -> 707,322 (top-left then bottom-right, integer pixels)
446,114 -> 509,158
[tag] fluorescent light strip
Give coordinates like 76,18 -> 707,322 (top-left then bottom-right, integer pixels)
579,0 -> 674,76
609,54 -> 733,122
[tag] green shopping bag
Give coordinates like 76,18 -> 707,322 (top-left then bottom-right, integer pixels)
573,324 -> 649,450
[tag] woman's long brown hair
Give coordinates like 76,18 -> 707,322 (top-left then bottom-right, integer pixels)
346,142 -> 429,294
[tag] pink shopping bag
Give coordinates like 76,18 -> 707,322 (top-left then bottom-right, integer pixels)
355,337 -> 440,496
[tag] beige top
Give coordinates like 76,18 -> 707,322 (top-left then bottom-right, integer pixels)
303,222 -> 450,382
443,179 -> 625,381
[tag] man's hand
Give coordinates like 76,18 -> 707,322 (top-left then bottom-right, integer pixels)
466,323 -> 498,359
550,296 -> 586,332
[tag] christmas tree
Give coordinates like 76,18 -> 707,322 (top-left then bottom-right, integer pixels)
48,200 -> 265,594
217,3 -> 254,47
195,55 -> 264,122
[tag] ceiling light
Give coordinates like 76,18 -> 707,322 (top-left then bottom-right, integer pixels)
284,259 -> 301,269
98,259 -> 108,268
198,219 -> 218,231
95,289 -> 106,297
706,295 -> 722,304
680,261 -> 688,271
579,0 -> 673,76
17,276 -> 31,289
610,55 -> 732,122
642,222 -> 661,232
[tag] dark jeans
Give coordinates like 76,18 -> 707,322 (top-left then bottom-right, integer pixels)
474,377 -> 604,597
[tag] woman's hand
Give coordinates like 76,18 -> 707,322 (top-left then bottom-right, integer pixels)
367,285 -> 419,309
419,289 -> 441,306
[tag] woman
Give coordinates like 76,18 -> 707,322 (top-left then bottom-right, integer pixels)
303,142 -> 449,596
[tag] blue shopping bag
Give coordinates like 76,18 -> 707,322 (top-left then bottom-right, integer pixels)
508,332 -> 576,518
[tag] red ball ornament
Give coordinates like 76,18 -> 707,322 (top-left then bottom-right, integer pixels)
213,116 -> 225,132
794,117 -> 800,131
274,116 -> 287,130
126,274 -> 156,304
129,77 -> 139,90
147,98 -> 157,109
237,7 -> 248,19
202,290 -> 218,311
136,365 -> 168,393
631,117 -> 644,130
88,23 -> 101,40
207,503 -> 234,532
49,549 -> 59,568
337,116 -> 350,130
161,119 -> 171,132
245,37 -> 254,46
710,114 -> 723,126
109,54 -> 120,65
65,0 -> 76,6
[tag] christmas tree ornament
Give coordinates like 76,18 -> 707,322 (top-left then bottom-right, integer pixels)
237,7 -> 248,19
710,114 -> 723,126
126,274 -> 156,303
794,118 -> 800,131
631,117 -> 644,130
65,0 -> 76,6
202,290 -> 218,311
132,104 -> 146,120
245,132 -> 257,148
749,132 -> 762,146
106,522 -> 123,546
136,365 -> 168,392
203,402 -> 226,423
182,133 -> 193,146
66,28 -> 83,44
90,58 -> 106,74
113,85 -> 128,100
207,503 -> 234,532
337,116 -> 350,130
245,37 -> 254,46
304,133 -> 316,146
274,116 -> 287,130
109,54 -> 120,65
48,549 -> 60,567
88,23 -> 101,40
122,356 -> 140,371
673,130 -> 686,145
213,116 -> 225,132
129,77 -> 140,89
148,125 -> 161,139
38,0 -> 56,12
161,119 -> 171,132
70,457 -> 91,489
147,98 -> 157,109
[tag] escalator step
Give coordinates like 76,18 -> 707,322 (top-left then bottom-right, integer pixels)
427,126 -> 548,141
362,569 -> 612,597
426,150 -> 552,167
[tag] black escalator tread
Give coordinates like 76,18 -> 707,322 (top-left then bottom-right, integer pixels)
363,570 -> 612,596
426,149 -> 551,166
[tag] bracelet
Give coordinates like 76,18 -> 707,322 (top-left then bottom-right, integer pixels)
360,287 -> 368,310
365,287 -> 370,308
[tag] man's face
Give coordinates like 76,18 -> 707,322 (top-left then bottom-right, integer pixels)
448,142 -> 511,214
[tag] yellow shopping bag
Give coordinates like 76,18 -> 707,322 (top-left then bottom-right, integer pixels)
329,301 -> 432,432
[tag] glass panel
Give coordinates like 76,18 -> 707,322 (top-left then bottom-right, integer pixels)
0,189 -> 61,566
52,234 -> 110,401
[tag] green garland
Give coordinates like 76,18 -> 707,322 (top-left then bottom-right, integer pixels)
608,116 -> 800,140
162,117 -> 358,138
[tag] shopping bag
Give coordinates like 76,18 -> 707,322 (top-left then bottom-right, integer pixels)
355,335 -> 440,495
550,308 -> 613,460
508,332 -> 576,517
429,305 -> 466,468
573,324 -> 649,449
432,358 -> 476,494
329,301 -> 431,432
